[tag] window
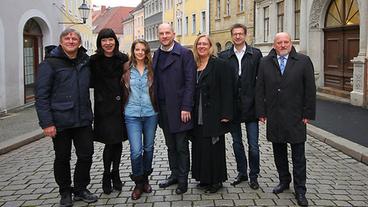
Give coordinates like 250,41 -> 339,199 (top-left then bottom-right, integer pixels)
225,0 -> 230,16
201,11 -> 206,33
192,14 -> 196,34
155,25 -> 159,40
264,6 -> 269,42
177,17 -> 182,35
68,0 -> 73,13
168,0 -> 172,10
216,42 -> 222,53
277,1 -> 284,32
325,0 -> 359,27
225,41 -> 233,50
184,16 -> 188,35
216,0 -> 221,18
239,0 -> 244,12
294,0 -> 300,40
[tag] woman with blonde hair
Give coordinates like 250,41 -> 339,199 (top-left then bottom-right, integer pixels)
122,39 -> 158,200
191,35 -> 234,193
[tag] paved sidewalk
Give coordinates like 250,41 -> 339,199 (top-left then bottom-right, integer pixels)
1,125 -> 368,207
0,106 -> 42,155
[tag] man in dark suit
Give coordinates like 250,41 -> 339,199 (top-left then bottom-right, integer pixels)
218,24 -> 262,189
255,32 -> 316,206
152,23 -> 196,194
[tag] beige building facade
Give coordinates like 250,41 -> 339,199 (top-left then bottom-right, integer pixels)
122,14 -> 134,54
132,3 -> 145,40
163,0 -> 209,48
209,0 -> 255,54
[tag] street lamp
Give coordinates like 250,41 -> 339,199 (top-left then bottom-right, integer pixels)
54,0 -> 91,24
78,0 -> 90,24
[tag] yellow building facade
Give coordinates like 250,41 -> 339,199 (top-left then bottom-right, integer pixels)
162,0 -> 175,25
62,0 -> 94,54
163,0 -> 209,48
209,0 -> 255,54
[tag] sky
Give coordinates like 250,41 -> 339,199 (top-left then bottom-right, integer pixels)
92,0 -> 141,8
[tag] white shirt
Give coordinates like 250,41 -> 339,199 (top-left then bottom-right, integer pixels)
277,54 -> 289,61
160,42 -> 175,52
234,44 -> 246,76
277,54 -> 289,65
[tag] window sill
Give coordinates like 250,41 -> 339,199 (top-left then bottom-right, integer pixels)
237,11 -> 245,16
223,15 -> 231,19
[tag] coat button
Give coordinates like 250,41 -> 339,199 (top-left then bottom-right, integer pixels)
115,96 -> 121,101
277,89 -> 281,92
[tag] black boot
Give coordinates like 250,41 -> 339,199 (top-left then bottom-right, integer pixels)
102,171 -> 112,194
111,170 -> 123,191
130,175 -> 144,200
60,191 -> 72,207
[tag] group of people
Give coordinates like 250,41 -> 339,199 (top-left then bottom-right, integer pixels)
35,22 -> 316,207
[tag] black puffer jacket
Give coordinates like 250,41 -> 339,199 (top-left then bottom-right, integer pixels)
35,45 -> 93,130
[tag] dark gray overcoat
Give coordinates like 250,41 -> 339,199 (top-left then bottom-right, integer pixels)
255,47 -> 316,143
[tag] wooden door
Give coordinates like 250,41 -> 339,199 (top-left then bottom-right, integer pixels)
23,35 -> 39,102
324,26 -> 359,91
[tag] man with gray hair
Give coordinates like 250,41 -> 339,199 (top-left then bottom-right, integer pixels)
256,32 -> 316,206
35,28 -> 98,207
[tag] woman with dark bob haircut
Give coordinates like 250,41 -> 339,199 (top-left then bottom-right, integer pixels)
90,28 -> 129,194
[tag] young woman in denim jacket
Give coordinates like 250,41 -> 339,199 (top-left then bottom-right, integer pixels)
122,39 -> 158,200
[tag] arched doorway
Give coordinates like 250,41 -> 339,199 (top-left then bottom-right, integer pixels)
225,41 -> 233,50
216,42 -> 222,54
323,0 -> 359,92
23,18 -> 43,103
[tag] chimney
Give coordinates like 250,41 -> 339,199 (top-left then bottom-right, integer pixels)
101,5 -> 106,14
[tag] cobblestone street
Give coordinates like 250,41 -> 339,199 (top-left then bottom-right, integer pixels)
1,125 -> 368,207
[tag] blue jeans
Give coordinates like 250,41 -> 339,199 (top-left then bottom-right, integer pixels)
230,121 -> 260,180
125,115 -> 158,176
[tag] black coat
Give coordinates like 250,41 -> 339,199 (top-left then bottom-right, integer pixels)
193,57 -> 234,137
35,46 -> 93,130
255,47 -> 316,143
152,42 -> 196,133
90,52 -> 129,144
218,44 -> 262,123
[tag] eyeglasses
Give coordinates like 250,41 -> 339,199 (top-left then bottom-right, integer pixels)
197,42 -> 209,46
232,33 -> 245,37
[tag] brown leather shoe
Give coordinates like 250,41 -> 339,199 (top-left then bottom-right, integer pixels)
131,184 -> 143,200
143,182 -> 152,193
